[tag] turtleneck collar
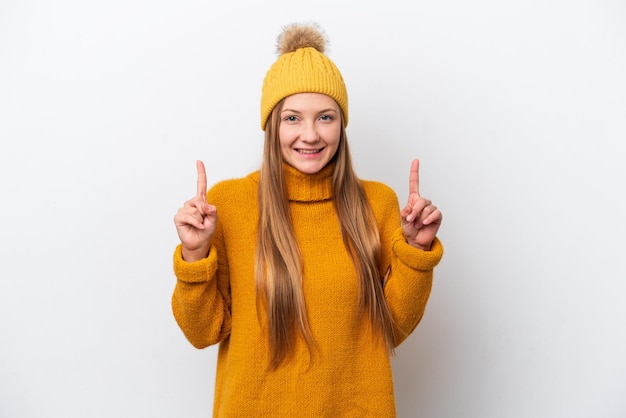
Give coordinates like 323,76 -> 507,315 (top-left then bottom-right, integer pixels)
283,162 -> 334,202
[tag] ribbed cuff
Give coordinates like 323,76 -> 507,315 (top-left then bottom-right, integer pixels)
172,244 -> 218,283
391,229 -> 444,271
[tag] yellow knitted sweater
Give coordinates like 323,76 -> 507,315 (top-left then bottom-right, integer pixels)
172,163 -> 443,417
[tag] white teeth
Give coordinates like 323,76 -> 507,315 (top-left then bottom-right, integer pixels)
298,149 -> 320,154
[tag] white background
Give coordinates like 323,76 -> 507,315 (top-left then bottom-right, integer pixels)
1,1 -> 625,417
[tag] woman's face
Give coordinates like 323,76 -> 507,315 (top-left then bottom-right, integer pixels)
278,93 -> 341,175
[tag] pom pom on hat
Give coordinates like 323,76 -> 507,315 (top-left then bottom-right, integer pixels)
260,22 -> 348,131
276,22 -> 327,54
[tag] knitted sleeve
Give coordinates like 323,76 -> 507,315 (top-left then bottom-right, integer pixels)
171,221 -> 232,349
386,232 -> 443,346
364,181 -> 444,347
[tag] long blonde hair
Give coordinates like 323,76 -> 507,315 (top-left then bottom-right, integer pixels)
255,99 -> 396,369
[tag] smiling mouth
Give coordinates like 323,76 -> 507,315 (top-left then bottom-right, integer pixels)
296,148 -> 324,154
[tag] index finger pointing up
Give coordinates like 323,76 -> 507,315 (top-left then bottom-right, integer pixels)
196,160 -> 207,201
409,159 -> 420,196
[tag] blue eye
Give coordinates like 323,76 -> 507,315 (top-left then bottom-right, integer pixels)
284,115 -> 298,122
319,114 -> 334,121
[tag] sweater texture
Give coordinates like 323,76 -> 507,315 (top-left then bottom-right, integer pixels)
172,163 -> 443,417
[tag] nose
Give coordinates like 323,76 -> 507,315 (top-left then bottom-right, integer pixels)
300,121 -> 319,143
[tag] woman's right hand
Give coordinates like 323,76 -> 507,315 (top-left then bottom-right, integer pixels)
173,160 -> 218,262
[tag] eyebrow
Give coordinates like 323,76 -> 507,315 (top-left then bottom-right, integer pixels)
281,108 -> 339,115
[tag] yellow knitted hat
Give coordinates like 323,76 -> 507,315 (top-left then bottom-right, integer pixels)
260,22 -> 348,131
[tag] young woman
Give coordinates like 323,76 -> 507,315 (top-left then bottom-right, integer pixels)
172,22 -> 443,417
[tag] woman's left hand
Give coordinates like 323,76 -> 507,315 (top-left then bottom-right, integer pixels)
400,159 -> 442,251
